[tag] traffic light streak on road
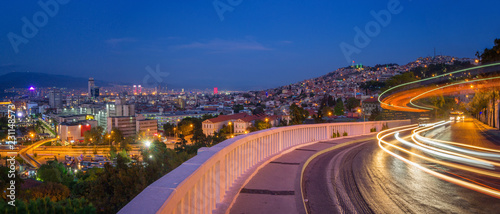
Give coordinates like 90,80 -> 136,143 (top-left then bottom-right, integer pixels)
378,62 -> 500,112
377,123 -> 500,199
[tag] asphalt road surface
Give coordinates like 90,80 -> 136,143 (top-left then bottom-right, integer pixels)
303,119 -> 500,214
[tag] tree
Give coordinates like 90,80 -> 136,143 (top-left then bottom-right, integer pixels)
429,94 -> 445,118
360,80 -> 386,94
321,106 -> 333,117
201,114 -> 215,121
163,123 -> 176,137
37,161 -> 73,185
312,113 -> 324,123
327,95 -> 335,107
290,104 -> 309,125
381,72 -> 418,92
110,127 -> 124,144
219,124 -> 233,137
25,182 -> 70,201
177,117 -> 202,136
0,197 -> 96,214
190,123 -> 206,145
87,163 -> 147,213
254,120 -> 271,130
177,134 -> 188,146
334,98 -> 345,116
345,97 -> 360,111
84,126 -> 105,145
120,136 -> 134,151
478,38 -> 500,63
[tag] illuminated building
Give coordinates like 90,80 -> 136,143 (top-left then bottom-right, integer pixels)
88,78 -> 95,97
49,89 -> 62,109
58,121 -> 97,144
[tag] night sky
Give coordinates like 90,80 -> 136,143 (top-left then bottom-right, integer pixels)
1,1 -> 500,90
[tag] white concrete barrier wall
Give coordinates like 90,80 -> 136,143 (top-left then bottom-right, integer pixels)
119,120 -> 410,214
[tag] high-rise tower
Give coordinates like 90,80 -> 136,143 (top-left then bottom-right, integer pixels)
88,78 -> 95,97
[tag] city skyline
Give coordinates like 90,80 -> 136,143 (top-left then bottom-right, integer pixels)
1,1 -> 500,90
2,1 -> 500,213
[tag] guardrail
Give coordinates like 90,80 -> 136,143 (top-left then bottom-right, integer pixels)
120,120 -> 410,214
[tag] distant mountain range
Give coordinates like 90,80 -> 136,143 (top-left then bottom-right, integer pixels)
0,72 -> 116,90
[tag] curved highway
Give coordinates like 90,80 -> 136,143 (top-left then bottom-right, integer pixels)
303,119 -> 500,213
19,138 -> 57,168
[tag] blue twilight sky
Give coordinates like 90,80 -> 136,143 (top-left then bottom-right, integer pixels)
1,0 -> 500,91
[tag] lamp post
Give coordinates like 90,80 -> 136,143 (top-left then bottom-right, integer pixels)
228,122 -> 232,135
357,109 -> 365,122
358,109 -> 365,133
107,134 -> 111,147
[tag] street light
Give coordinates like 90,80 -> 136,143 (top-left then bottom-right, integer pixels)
358,109 -> 366,132
107,134 -> 111,146
145,141 -> 151,148
357,109 -> 365,122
